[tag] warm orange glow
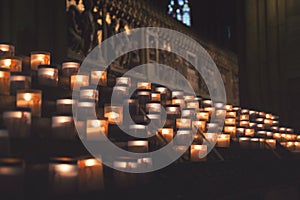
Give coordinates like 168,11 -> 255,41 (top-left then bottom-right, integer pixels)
190,145 -> 207,161
16,90 -> 42,117
30,52 -> 50,70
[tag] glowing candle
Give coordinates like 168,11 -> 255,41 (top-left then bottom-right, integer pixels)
151,92 -> 161,101
239,137 -> 250,148
157,128 -> 173,143
129,124 -> 147,138
245,128 -> 255,137
52,116 -> 75,140
86,120 -> 108,141
226,111 -> 236,118
10,73 -> 31,95
224,126 -> 236,137
146,102 -> 161,113
16,90 -> 42,117
38,65 -> 58,86
89,70 -> 106,86
70,74 -> 89,90
203,132 -> 218,145
3,108 -> 31,138
264,119 -> 273,126
240,114 -> 249,121
216,134 -> 230,148
186,100 -> 199,110
172,99 -> 185,108
116,77 -> 131,87
239,120 -> 250,127
80,87 -> 99,102
265,139 -> 276,149
225,104 -> 233,111
176,118 -> 192,129
190,145 -> 207,162
78,158 -> 104,192
155,86 -> 168,106
192,121 -> 206,133
225,118 -> 236,126
215,109 -> 226,118
104,105 -> 123,125
49,158 -> 78,194
196,111 -> 209,121
236,127 -> 245,137
0,44 -> 14,56
165,105 -> 181,127
30,51 -> 50,70
62,62 -> 80,76
202,99 -> 212,107
172,90 -> 184,99
56,99 -> 77,114
128,140 -> 148,153
0,69 -> 10,95
0,57 -> 22,72
76,101 -> 97,120
137,82 -> 151,90
175,129 -> 193,146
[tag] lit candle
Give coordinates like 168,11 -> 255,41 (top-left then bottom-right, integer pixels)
215,109 -> 226,118
113,86 -> 129,103
0,69 -> 10,95
265,139 -> 276,149
116,77 -> 131,87
202,99 -> 212,107
3,108 -> 31,138
52,116 -> 75,140
225,104 -> 233,111
172,90 -> 184,99
104,105 -> 123,125
56,99 -> 77,114
192,121 -> 206,133
146,102 -> 161,113
70,74 -> 89,90
76,100 -> 97,120
30,51 -> 50,71
181,108 -> 196,119
49,158 -> 78,194
240,114 -> 249,121
38,65 -> 58,86
285,141 -> 295,151
137,90 -> 151,114
176,118 -> 192,129
226,111 -> 236,118
155,86 -> 168,106
203,132 -> 218,146
157,128 -> 173,143
186,100 -> 199,110
137,82 -> 151,90
165,105 -> 181,128
78,158 -> 104,192
225,118 -> 236,126
0,57 -> 22,72
216,134 -> 230,148
196,111 -> 209,121
245,128 -> 255,137
239,137 -> 250,148
0,44 -> 15,56
62,62 -> 80,77
16,90 -> 42,117
172,99 -> 185,109
80,87 -> 99,102
151,92 -> 161,102
128,140 -> 148,153
91,70 -> 107,86
129,124 -> 147,138
10,72 -> 31,95
264,118 -> 273,126
175,129 -> 193,146
239,120 -> 250,127
224,126 -> 236,137
190,145 -> 207,162
184,95 -> 195,101
86,120 -> 108,141
250,138 -> 260,149
0,130 -> 9,155
236,127 -> 245,137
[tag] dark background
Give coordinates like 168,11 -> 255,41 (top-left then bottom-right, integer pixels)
1,0 -> 300,130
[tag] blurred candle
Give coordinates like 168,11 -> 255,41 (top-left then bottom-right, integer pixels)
80,86 -> 99,102
245,128 -> 255,137
176,118 -> 192,129
172,90 -> 184,99
104,105 -> 123,125
52,116 -> 75,140
202,99 -> 212,107
10,72 -> 31,95
151,92 -> 161,101
224,126 -> 236,137
226,111 -> 236,118
76,100 -> 96,120
86,119 -> 108,141
30,51 -> 50,70
49,158 -> 78,194
175,129 -> 193,146
3,108 -> 31,138
225,118 -> 236,126
91,70 -> 107,86
16,90 -> 42,117
56,99 -> 77,114
217,134 -> 230,148
265,139 -> 276,149
190,145 -> 207,162
62,62 -> 80,76
38,65 -> 58,86
239,137 -> 250,148
70,74 -> 89,90
0,69 -> 10,95
0,44 -> 15,56
0,57 -> 22,72
128,140 -> 148,153
186,100 -> 199,110
137,82 -> 151,90
155,86 -> 168,106
146,102 -> 161,113
113,86 -> 128,103
116,77 -> 131,87
203,132 -> 218,145
157,128 -> 173,143
192,121 -> 206,133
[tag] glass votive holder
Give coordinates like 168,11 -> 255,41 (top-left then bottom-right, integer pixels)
0,69 -> 10,95
176,118 -> 192,129
182,108 -> 196,119
91,70 -> 107,86
174,129 -> 193,146
250,138 -> 260,149
203,132 -> 218,145
16,90 -> 42,117
172,99 -> 185,108
214,102 -> 225,110
224,126 -> 237,137
151,92 -> 161,102
226,111 -> 236,118
183,95 -> 195,101
62,62 -> 80,77
146,102 -> 162,113
202,99 -> 212,108
76,100 -> 97,121
77,158 -> 104,192
190,145 -> 207,162
239,137 -> 250,148
157,128 -> 174,143
3,108 -> 31,138
137,82 -> 151,90
80,86 -> 99,102
225,104 -> 233,111
104,105 -> 123,125
70,74 -> 89,91
128,140 -> 148,153
239,120 -> 250,127
52,115 -> 76,140
265,139 -> 276,149
215,109 -> 227,118
245,128 -> 255,137
49,158 -> 78,194
264,118 -> 273,126
10,72 -> 31,95
164,105 -> 181,128
30,51 -> 50,71
155,86 -> 168,106
186,100 -> 199,110
113,85 -> 129,103
196,111 -> 209,121
0,57 -> 22,72
116,77 -> 131,87
129,124 -> 147,138
86,119 -> 108,141
236,127 -> 245,137
38,65 -> 58,86
171,90 -> 184,99
192,121 -> 206,133
56,99 -> 77,114
216,134 -> 230,148
0,44 -> 15,56
240,114 -> 249,121
225,118 -> 236,126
